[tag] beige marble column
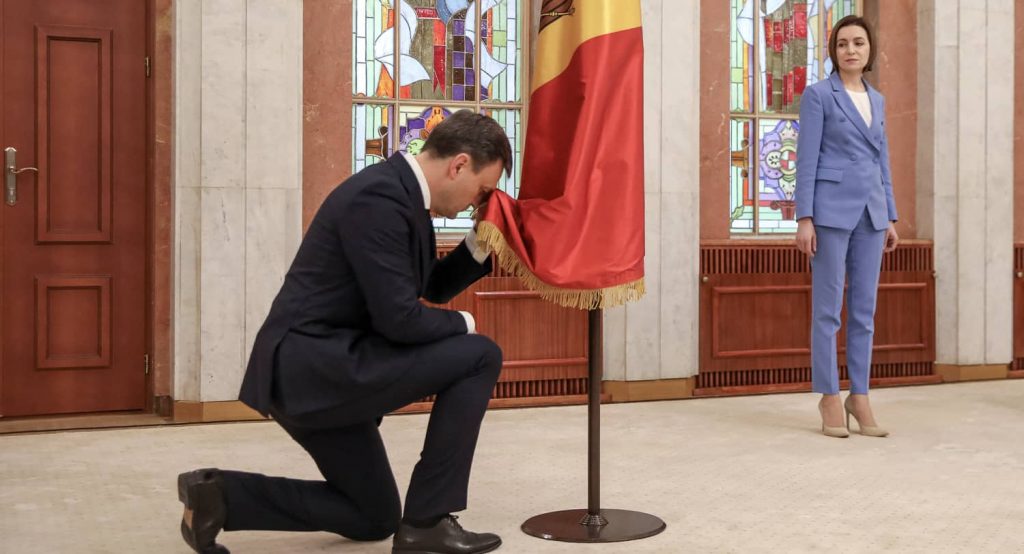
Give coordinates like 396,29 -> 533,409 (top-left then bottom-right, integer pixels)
917,0 -> 1015,370
604,0 -> 701,387
174,0 -> 303,402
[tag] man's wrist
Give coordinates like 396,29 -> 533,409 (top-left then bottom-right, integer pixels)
464,229 -> 491,264
459,311 -> 477,334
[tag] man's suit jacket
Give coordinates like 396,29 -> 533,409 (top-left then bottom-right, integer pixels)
239,154 -> 492,417
795,71 -> 898,231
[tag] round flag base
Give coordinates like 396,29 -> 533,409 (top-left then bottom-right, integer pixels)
521,509 -> 666,543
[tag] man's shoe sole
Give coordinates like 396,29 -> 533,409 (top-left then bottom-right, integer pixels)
391,539 -> 502,554
177,470 -> 229,554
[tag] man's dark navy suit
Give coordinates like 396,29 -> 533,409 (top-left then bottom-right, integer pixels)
220,153 -> 503,540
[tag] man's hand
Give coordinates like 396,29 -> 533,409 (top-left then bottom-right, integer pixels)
470,201 -> 487,230
795,218 -> 816,257
884,222 -> 899,253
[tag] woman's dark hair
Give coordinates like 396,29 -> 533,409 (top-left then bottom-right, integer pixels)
828,15 -> 876,73
421,110 -> 513,176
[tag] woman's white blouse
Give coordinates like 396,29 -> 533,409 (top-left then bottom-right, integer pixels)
847,89 -> 872,127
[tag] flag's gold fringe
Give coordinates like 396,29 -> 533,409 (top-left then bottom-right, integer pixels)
475,221 -> 646,310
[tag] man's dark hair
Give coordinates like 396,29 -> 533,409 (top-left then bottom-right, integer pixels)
828,15 -> 876,73
421,110 -> 513,177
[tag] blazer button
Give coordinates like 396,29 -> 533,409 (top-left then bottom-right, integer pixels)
840,117 -> 847,123
849,154 -> 857,161
873,157 -> 879,163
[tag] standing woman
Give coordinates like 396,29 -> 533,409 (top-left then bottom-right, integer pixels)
794,16 -> 899,438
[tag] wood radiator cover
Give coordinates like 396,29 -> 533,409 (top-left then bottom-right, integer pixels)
421,241 -> 590,407
697,240 -> 938,395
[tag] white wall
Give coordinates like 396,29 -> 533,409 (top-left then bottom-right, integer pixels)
174,0 -> 303,401
917,0 -> 1015,366
604,0 -> 702,381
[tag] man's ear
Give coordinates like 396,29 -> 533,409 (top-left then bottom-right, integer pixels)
450,153 -> 471,177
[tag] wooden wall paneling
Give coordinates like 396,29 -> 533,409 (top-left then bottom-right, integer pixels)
703,273 -> 813,370
697,241 -> 939,396
423,241 -> 590,405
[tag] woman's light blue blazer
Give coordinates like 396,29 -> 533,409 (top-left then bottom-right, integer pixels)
794,71 -> 898,230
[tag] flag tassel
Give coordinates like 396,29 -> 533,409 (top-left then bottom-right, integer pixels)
476,221 -> 645,311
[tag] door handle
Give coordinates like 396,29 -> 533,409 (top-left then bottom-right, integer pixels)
5,147 -> 39,206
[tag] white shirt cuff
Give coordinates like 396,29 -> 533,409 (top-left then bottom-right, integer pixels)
459,311 -> 477,334
464,229 -> 491,264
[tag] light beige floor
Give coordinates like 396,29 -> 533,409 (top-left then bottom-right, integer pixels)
2,380 -> 1023,553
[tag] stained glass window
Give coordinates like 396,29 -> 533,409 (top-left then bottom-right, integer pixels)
480,0 -> 521,103
729,119 -> 755,233
823,0 -> 856,77
756,118 -> 800,233
478,108 -> 521,194
352,103 -> 394,172
353,0 -> 392,98
760,1 -> 810,114
729,0 -> 858,234
352,2 -> 524,233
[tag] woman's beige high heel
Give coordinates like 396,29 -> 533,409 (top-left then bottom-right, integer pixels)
818,400 -> 849,438
844,396 -> 889,437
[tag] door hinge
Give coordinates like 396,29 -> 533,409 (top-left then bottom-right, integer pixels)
144,56 -> 151,78
144,354 -> 151,375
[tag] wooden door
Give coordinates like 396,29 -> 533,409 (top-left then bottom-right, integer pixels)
1,0 -> 147,416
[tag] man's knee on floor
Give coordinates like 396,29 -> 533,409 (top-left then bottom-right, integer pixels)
348,519 -> 399,541
345,499 -> 401,541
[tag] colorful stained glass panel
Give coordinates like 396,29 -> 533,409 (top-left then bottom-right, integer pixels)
806,0 -> 822,86
823,0 -> 857,76
352,103 -> 394,173
398,0 -> 451,99
729,118 -> 755,233
448,10 -> 477,102
759,0 -> 812,114
730,0 -> 755,113
756,118 -> 800,233
351,3 -> 524,234
353,0 -> 394,98
479,107 -> 521,197
480,0 -> 521,103
395,104 -> 456,156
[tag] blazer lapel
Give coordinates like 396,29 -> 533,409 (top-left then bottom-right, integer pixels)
867,84 -> 884,146
388,154 -> 434,291
828,72 -> 880,151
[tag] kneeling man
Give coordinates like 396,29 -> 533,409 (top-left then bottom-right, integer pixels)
177,111 -> 511,554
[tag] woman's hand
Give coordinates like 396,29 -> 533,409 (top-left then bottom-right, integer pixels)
884,222 -> 899,253
795,218 -> 816,257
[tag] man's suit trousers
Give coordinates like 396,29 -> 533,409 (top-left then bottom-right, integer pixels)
217,333 -> 503,540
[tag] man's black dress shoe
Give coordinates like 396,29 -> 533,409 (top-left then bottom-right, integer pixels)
177,468 -> 230,554
392,515 -> 501,554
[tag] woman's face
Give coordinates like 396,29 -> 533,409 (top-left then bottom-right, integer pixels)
835,25 -> 870,75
